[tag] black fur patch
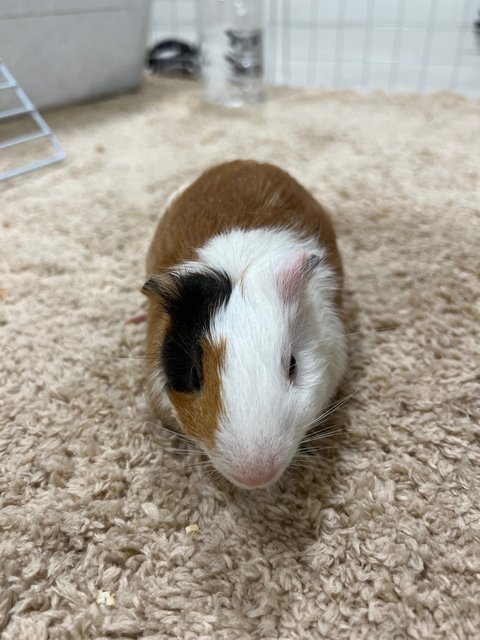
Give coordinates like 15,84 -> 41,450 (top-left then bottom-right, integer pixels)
161,269 -> 232,393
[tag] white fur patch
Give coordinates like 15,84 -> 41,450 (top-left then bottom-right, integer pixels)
194,227 -> 347,486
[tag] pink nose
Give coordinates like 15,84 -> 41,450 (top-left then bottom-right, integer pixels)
230,465 -> 279,489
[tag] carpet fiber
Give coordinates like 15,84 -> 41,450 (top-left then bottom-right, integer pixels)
1,78 -> 479,640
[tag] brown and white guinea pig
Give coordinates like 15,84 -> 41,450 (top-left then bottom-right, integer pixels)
142,160 -> 347,489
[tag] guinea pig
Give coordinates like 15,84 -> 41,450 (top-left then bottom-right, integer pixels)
142,160 -> 347,489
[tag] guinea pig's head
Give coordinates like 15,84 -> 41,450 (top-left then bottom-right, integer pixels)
143,250 -> 344,489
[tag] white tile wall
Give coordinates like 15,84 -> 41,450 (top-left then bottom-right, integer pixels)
149,0 -> 480,96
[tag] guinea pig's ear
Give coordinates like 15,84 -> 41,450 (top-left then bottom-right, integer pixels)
141,273 -> 180,307
277,251 -> 323,302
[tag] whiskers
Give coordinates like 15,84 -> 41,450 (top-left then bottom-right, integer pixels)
145,419 -> 224,480
145,420 -> 194,445
103,351 -> 159,361
291,387 -> 359,472
299,387 -> 359,441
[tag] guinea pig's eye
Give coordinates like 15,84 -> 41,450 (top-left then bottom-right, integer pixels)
190,362 -> 202,392
288,354 -> 297,379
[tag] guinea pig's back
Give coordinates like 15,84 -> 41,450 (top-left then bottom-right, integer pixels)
146,160 -> 343,296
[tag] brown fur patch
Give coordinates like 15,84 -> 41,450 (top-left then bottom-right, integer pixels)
142,273 -> 180,306
169,338 -> 226,447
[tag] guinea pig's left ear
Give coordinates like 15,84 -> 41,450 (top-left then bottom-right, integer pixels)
277,251 -> 323,302
141,273 -> 179,306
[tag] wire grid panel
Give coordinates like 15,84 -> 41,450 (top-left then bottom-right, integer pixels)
150,0 -> 480,97
0,62 -> 66,181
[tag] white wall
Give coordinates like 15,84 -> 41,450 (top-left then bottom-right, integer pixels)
0,0 -> 151,109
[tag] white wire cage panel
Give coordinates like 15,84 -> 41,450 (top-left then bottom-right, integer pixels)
149,0 -> 480,97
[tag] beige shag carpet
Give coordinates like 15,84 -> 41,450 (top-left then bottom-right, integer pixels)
1,77 -> 479,640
